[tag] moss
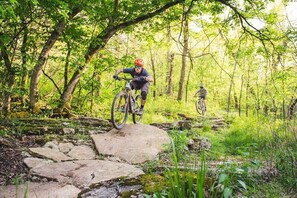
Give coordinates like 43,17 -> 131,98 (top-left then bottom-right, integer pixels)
140,174 -> 166,194
122,178 -> 139,186
8,112 -> 31,118
119,191 -> 134,198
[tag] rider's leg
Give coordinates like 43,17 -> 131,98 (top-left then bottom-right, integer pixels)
139,82 -> 150,113
140,91 -> 147,109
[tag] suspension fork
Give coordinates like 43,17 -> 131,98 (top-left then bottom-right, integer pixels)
126,91 -> 133,113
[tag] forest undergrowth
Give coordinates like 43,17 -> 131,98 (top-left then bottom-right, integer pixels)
161,113 -> 297,197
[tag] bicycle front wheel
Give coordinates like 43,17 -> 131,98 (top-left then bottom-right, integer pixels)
201,102 -> 206,116
111,91 -> 128,129
196,99 -> 202,115
132,95 -> 143,124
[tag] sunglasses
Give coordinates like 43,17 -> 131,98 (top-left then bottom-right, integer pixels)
135,66 -> 142,69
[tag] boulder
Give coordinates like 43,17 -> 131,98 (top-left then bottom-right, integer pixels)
91,124 -> 171,164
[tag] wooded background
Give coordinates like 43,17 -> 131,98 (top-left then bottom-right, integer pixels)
1,0 -> 296,119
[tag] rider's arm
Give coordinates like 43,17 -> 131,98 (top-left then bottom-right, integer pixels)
114,68 -> 123,76
194,90 -> 200,97
133,75 -> 154,82
145,76 -> 153,82
141,69 -> 154,82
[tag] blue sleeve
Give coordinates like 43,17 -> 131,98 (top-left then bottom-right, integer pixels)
142,69 -> 149,76
123,68 -> 134,74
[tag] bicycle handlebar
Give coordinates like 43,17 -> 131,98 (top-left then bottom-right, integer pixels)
115,76 -> 134,81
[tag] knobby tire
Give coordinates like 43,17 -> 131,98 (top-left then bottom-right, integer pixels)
196,99 -> 206,116
132,95 -> 143,124
111,91 -> 128,129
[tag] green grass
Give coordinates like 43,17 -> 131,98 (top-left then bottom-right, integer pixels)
198,130 -> 227,160
154,139 -> 207,198
243,181 -> 294,198
0,130 -> 8,136
191,116 -> 297,197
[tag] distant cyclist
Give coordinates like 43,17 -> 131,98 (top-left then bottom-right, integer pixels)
195,84 -> 208,111
113,58 -> 153,114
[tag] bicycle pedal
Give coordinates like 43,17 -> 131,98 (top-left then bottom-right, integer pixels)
137,109 -> 144,115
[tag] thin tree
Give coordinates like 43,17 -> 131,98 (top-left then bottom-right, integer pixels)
149,49 -> 157,98
177,13 -> 189,101
167,53 -> 175,96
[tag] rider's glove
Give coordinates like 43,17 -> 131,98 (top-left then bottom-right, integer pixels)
113,75 -> 119,80
139,76 -> 146,81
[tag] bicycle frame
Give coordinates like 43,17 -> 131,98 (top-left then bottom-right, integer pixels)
124,80 -> 137,114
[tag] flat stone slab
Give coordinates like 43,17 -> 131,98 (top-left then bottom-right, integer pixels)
0,182 -> 80,198
68,145 -> 96,160
24,157 -> 53,169
29,147 -> 73,162
31,160 -> 144,188
29,144 -> 96,162
91,124 -> 171,164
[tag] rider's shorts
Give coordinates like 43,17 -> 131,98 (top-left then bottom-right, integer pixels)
200,96 -> 206,100
130,81 -> 150,93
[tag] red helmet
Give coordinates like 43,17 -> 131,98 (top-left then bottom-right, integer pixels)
134,58 -> 144,67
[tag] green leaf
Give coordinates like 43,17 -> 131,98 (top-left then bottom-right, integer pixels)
219,173 -> 228,183
223,187 -> 232,198
237,180 -> 247,190
251,160 -> 261,166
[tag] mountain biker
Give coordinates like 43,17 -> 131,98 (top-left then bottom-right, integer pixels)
113,58 -> 153,114
194,84 -> 208,111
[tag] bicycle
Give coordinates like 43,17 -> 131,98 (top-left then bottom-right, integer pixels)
195,97 -> 206,116
111,77 -> 143,129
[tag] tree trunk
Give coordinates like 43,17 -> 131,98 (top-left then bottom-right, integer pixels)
227,61 -> 237,113
239,75 -> 244,116
167,53 -> 174,96
150,49 -> 157,98
288,98 -> 297,120
177,18 -> 189,101
90,70 -> 95,113
185,54 -> 193,103
20,24 -> 28,102
64,41 -> 71,92
233,79 -> 239,110
29,8 -> 81,112
166,23 -> 174,96
246,66 -> 251,117
0,45 -> 15,116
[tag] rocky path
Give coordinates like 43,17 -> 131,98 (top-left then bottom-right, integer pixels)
0,122 -> 171,198
0,116 -> 228,198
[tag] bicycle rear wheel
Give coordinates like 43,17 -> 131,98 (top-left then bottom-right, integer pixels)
111,91 -> 128,129
132,95 -> 143,124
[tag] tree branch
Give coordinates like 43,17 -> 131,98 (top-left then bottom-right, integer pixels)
42,69 -> 62,96
216,0 -> 275,50
86,0 -> 183,59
